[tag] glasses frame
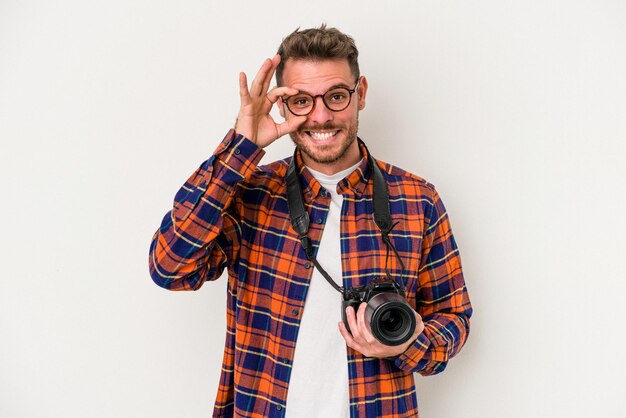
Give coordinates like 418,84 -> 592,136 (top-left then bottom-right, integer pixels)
281,79 -> 361,116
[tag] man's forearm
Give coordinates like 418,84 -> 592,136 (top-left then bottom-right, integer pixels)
148,130 -> 265,290
393,310 -> 471,375
393,186 -> 473,374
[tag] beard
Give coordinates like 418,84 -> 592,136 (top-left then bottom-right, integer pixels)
289,118 -> 359,165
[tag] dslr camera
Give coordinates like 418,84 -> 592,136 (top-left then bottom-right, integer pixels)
342,277 -> 417,346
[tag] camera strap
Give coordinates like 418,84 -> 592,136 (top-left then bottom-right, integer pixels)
286,141 -> 406,296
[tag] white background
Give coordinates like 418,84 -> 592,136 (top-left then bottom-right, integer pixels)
1,1 -> 625,417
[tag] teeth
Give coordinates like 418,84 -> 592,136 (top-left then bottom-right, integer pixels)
309,131 -> 337,140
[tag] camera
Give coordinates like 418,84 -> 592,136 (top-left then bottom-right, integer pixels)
341,277 -> 417,346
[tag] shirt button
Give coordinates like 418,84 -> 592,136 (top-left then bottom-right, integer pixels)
355,187 -> 361,193
304,263 -> 311,269
292,309 -> 299,316
307,192 -> 312,199
315,218 -> 323,224
223,140 -> 231,147
276,405 -> 283,411
234,148 -> 241,155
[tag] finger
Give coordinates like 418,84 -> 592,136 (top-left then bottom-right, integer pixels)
415,311 -> 425,335
249,59 -> 270,97
338,322 -> 363,353
250,58 -> 273,97
275,116 -> 307,137
266,86 -> 299,104
345,306 -> 363,342
356,303 -> 376,344
261,54 -> 281,96
258,87 -> 300,127
338,322 -> 354,345
239,72 -> 251,105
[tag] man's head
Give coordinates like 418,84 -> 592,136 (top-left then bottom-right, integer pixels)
275,25 -> 360,87
275,25 -> 367,175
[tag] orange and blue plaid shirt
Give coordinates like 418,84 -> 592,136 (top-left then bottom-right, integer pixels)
149,130 -> 472,418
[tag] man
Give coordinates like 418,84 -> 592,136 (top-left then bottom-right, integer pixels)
149,25 -> 472,418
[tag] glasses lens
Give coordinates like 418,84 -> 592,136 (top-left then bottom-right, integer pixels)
324,88 -> 351,111
287,94 -> 314,116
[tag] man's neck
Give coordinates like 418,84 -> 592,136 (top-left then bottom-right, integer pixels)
307,158 -> 364,186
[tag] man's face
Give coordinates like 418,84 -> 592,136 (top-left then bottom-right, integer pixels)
279,58 -> 368,174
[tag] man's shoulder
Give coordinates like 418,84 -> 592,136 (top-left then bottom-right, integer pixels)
376,159 -> 437,197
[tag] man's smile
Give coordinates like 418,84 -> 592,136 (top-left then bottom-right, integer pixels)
306,130 -> 340,141
299,127 -> 342,144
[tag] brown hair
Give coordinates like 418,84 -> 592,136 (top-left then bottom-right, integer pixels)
276,24 -> 360,86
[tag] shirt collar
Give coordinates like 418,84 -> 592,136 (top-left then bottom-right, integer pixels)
290,138 -> 373,203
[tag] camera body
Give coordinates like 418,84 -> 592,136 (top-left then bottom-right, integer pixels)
341,277 -> 417,346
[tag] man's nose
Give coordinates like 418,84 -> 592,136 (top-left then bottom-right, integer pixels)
307,96 -> 333,125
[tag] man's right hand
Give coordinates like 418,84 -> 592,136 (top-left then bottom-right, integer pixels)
234,55 -> 307,148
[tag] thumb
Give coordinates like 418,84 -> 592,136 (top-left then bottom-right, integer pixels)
276,116 -> 307,137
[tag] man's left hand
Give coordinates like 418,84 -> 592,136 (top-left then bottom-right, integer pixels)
338,302 -> 424,358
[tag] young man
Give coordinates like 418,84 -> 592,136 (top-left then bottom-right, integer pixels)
149,26 -> 472,418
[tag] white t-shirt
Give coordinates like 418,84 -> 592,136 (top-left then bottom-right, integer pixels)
285,161 -> 362,418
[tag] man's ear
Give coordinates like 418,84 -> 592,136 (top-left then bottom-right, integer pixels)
357,76 -> 368,110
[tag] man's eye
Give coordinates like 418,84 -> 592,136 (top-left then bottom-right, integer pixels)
291,97 -> 312,107
328,92 -> 347,102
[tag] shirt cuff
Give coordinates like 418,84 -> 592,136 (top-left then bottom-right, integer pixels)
393,331 -> 430,372
212,129 -> 265,180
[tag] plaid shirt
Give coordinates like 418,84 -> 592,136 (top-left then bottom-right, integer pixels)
149,130 -> 472,418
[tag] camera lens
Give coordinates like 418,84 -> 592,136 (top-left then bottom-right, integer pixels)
379,309 -> 404,333
366,293 -> 416,346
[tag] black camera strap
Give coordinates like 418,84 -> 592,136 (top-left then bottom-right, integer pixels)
286,141 -> 406,296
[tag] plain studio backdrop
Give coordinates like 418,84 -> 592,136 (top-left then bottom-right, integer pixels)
1,1 -> 625,417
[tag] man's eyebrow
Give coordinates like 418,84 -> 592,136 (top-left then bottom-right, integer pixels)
296,83 -> 352,95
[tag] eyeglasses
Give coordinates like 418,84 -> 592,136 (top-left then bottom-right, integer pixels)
281,79 -> 360,116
